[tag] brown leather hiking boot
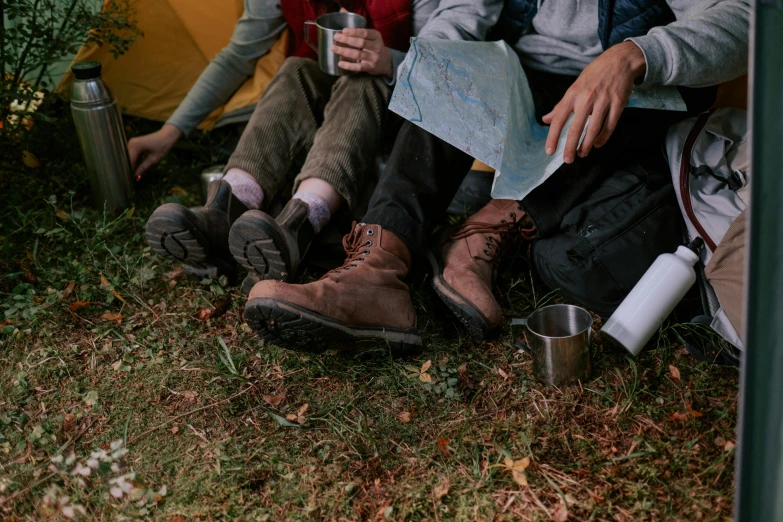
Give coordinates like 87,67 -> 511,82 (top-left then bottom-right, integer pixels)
432,199 -> 536,339
228,198 -> 315,282
145,180 -> 246,280
243,223 -> 421,354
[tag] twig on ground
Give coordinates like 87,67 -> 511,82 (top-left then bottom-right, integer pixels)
127,384 -> 255,446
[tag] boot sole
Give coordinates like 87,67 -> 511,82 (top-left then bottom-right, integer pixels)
244,297 -> 422,356
431,273 -> 495,340
229,213 -> 290,282
146,211 -> 235,280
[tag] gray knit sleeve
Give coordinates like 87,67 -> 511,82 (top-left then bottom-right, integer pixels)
166,0 -> 287,135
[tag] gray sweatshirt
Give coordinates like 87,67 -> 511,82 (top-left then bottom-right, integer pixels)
167,0 -> 503,136
516,0 -> 750,88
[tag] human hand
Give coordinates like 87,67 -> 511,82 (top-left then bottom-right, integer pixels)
127,124 -> 182,179
332,28 -> 393,78
543,41 -> 647,164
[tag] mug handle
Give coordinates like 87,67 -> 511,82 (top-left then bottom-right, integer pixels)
304,21 -> 318,53
511,317 -> 532,355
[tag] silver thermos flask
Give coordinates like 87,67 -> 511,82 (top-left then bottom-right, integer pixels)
70,61 -> 133,214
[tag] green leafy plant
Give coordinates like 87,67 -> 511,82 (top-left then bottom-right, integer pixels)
1,0 -> 141,138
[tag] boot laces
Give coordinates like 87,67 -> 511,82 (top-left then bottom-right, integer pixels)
450,211 -> 536,261
329,222 -> 372,275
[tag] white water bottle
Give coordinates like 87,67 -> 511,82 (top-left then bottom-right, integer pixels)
601,238 -> 704,356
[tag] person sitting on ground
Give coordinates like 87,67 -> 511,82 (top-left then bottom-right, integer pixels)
242,0 -> 750,353
139,0 -> 465,288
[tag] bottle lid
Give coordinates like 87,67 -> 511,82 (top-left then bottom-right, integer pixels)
72,61 -> 102,80
687,237 -> 705,255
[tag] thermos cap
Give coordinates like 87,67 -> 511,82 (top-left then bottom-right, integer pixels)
72,61 -> 102,80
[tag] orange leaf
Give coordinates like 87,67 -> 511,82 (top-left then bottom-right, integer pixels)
262,394 -> 285,406
512,470 -> 528,487
55,209 -> 69,221
419,372 -> 433,383
169,187 -> 187,195
396,412 -> 411,423
69,301 -> 91,312
687,405 -> 704,418
671,411 -> 690,422
421,360 -> 432,373
669,364 -> 681,382
100,273 -> 110,288
297,403 -> 309,417
285,413 -> 298,422
100,312 -> 124,322
437,437 -> 451,458
63,282 -> 76,299
112,290 -> 126,303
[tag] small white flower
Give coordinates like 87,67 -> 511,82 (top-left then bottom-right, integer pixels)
72,462 -> 91,477
87,457 -> 99,469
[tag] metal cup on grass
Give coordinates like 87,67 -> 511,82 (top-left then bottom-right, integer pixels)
512,304 -> 593,386
304,12 -> 367,76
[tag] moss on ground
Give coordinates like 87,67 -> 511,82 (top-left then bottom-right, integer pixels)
0,115 -> 738,521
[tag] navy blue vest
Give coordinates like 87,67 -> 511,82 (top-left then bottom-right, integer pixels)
495,0 -> 675,49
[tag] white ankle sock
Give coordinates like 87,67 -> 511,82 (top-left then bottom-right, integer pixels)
293,190 -> 331,233
223,168 -> 264,210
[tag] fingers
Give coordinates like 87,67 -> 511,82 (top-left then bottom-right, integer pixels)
594,102 -> 623,149
337,60 -> 369,72
127,139 -> 141,169
577,101 -> 609,158
333,33 -> 367,49
134,153 -> 159,179
563,105 -> 590,164
340,28 -> 377,40
331,45 -> 367,61
544,101 -> 571,156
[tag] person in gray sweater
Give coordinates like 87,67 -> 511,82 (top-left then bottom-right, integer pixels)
242,0 -> 750,352
141,0 -> 500,288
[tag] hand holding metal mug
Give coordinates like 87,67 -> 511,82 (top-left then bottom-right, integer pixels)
332,28 -> 393,78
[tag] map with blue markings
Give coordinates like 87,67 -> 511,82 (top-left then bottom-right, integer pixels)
389,39 -> 686,201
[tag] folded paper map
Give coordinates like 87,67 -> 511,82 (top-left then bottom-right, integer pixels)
389,39 -> 687,201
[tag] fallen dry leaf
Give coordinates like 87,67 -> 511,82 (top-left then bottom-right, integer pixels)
498,367 -> 510,379
55,209 -> 69,221
262,394 -> 286,406
100,273 -> 110,289
69,301 -> 91,312
437,437 -> 451,458
457,363 -> 467,374
433,475 -> 450,500
63,282 -> 76,299
112,289 -> 126,303
197,297 -> 232,321
170,426 -> 180,435
22,150 -> 41,168
181,391 -> 198,402
297,403 -> 309,417
501,456 -> 530,487
671,411 -> 691,422
419,372 -> 433,383
724,440 -> 736,452
285,413 -> 298,422
169,187 -> 187,195
100,312 -> 124,322
669,364 -> 681,382
396,412 -> 411,423
553,502 -> 569,522
421,360 -> 432,373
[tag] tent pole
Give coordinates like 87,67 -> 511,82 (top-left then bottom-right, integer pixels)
735,0 -> 783,520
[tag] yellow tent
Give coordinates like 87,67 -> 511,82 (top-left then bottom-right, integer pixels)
60,0 -> 290,130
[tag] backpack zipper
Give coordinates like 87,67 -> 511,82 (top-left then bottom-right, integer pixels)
679,112 -> 717,252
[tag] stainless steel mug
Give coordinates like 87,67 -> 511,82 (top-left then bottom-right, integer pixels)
304,12 -> 367,76
200,165 -> 225,201
70,61 -> 134,215
512,304 -> 593,386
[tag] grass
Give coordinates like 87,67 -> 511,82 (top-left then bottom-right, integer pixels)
0,113 -> 739,521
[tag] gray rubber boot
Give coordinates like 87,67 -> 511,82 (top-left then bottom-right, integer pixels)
145,180 -> 247,280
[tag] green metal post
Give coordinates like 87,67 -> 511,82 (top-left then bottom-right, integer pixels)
735,0 -> 783,520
